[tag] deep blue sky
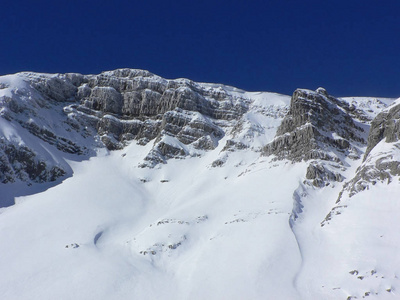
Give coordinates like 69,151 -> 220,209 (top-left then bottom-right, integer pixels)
1,1 -> 399,97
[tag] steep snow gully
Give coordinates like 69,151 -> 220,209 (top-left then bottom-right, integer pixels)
1,69 -> 400,299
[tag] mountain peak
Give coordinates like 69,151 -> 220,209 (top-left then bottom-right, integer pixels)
1,69 -> 399,299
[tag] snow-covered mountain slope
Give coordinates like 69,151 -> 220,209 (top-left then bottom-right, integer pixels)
0,69 -> 399,299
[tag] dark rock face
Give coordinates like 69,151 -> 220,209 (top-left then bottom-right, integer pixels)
263,88 -> 368,189
22,120 -> 84,154
0,140 -> 65,184
74,69 -> 247,121
65,69 -> 244,162
25,73 -> 80,103
341,157 -> 400,198
0,69 -> 254,183
364,101 -> 400,159
305,162 -> 344,188
263,88 -> 365,162
337,101 -> 400,199
221,139 -> 249,152
86,87 -> 123,115
321,100 -> 400,226
6,68 -> 395,192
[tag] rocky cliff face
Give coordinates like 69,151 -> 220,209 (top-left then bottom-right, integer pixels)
262,88 -> 369,188
337,99 -> 400,199
0,141 -> 65,184
63,69 -> 250,167
2,69 -> 400,299
0,69 -> 282,184
263,88 -> 365,162
0,69 -> 398,198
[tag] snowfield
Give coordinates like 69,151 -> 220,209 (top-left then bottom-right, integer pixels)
0,144 -> 306,299
0,71 -> 399,299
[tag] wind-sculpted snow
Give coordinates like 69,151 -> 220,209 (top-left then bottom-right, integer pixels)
1,69 -> 400,299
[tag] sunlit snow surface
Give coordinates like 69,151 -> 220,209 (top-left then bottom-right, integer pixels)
1,74 -> 400,299
0,144 -> 306,299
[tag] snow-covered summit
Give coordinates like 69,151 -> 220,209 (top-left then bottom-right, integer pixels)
0,69 -> 399,299
0,69 -> 291,184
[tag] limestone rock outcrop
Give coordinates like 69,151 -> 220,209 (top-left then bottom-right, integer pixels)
262,88 -> 367,188
263,88 -> 365,162
65,69 -> 248,163
338,99 -> 400,198
0,69 -> 257,183
364,100 -> 400,158
0,140 -> 65,184
2,68 -> 396,193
